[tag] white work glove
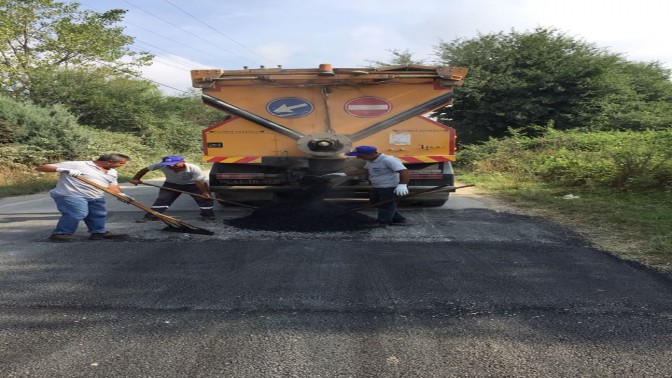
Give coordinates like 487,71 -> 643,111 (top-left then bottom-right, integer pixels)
321,172 -> 347,177
56,168 -> 82,177
394,184 -> 409,196
116,193 -> 135,203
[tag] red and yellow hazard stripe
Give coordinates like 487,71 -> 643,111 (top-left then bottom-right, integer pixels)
395,155 -> 455,163
203,156 -> 262,164
203,155 -> 455,164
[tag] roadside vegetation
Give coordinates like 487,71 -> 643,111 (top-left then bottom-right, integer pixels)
456,128 -> 672,272
1,1 -> 671,271
0,93 -> 222,197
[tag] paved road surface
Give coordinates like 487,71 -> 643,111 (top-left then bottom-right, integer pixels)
1,185 -> 671,377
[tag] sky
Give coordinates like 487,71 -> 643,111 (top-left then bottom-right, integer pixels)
72,0 -> 672,95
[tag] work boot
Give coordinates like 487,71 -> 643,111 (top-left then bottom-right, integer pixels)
48,234 -> 75,242
390,219 -> 407,226
89,232 -> 128,240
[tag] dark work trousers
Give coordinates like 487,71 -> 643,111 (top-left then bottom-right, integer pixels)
369,187 -> 406,224
144,182 -> 215,219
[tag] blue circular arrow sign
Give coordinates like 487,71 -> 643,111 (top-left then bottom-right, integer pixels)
266,97 -> 314,118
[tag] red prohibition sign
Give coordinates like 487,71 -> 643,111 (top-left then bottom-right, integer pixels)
344,97 -> 392,118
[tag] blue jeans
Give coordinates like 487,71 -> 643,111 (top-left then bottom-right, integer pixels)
50,193 -> 107,234
370,187 -> 405,223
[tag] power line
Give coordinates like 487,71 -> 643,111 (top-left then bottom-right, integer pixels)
79,2 -> 232,66
125,21 -> 241,66
120,0 -> 261,66
95,60 -> 190,95
82,58 -> 190,95
132,40 -> 212,70
160,0 -> 274,64
144,54 -> 191,71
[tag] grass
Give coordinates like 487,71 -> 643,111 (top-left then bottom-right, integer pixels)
458,171 -> 672,273
0,166 -> 58,197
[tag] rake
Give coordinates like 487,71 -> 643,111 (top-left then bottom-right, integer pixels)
75,176 -> 214,235
339,184 -> 476,215
137,181 -> 257,209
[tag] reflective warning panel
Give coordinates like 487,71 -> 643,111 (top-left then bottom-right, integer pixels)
344,97 -> 392,118
266,97 -> 314,118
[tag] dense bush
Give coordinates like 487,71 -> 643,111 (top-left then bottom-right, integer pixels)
0,94 -> 207,184
458,128 -> 672,190
0,96 -> 89,163
28,68 -> 224,153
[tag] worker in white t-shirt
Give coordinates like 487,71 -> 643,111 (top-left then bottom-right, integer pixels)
36,153 -> 132,242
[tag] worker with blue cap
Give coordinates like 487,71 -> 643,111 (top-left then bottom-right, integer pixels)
324,146 -> 410,228
130,155 -> 216,222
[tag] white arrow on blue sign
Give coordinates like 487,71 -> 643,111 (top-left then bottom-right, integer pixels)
267,97 -> 314,118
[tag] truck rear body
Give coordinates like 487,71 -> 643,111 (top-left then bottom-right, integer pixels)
191,64 -> 468,205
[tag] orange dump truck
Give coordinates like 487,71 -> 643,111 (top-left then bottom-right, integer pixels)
190,63 -> 468,206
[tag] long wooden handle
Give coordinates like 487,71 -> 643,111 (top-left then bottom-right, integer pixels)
340,184 -> 475,215
75,176 -> 172,218
138,181 -> 257,209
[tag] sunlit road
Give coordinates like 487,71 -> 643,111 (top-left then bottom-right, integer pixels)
1,185 -> 671,377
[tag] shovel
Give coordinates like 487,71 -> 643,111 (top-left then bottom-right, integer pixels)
339,183 -> 476,215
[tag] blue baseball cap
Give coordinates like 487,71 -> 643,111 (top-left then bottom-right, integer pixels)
158,155 -> 185,166
345,146 -> 377,156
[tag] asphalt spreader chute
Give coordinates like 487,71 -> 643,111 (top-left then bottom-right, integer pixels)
224,174 -> 377,232
224,178 -> 476,232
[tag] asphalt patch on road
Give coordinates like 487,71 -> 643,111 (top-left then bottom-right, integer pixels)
225,201 -> 376,232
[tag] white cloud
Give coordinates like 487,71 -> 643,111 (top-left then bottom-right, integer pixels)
521,0 -> 672,64
138,55 -> 205,96
112,0 -> 671,95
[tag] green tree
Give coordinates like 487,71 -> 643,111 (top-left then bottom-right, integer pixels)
160,91 -> 228,128
30,66 -> 226,130
598,61 -> 672,131
367,48 -> 426,67
0,0 -> 152,98
434,27 -> 672,144
29,67 -> 225,153
29,66 -> 163,133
